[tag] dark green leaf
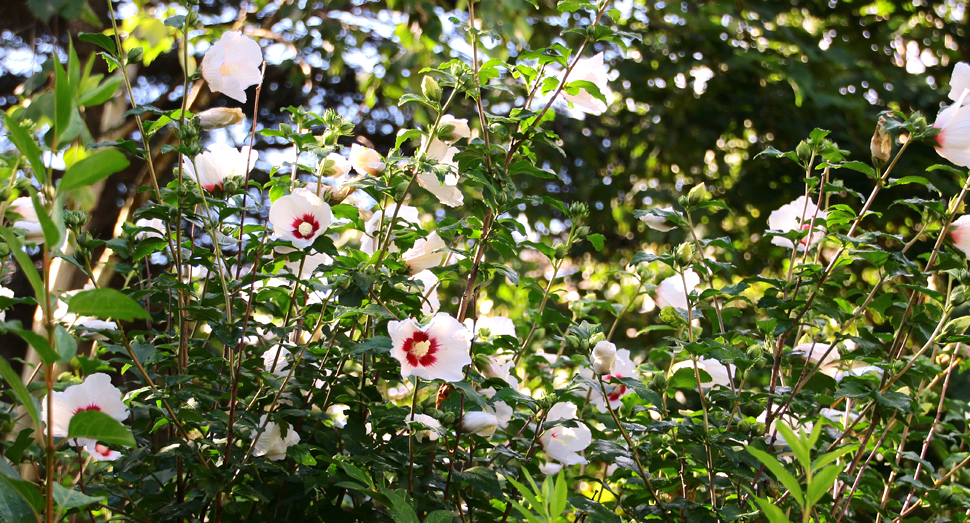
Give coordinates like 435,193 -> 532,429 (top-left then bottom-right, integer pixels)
67,410 -> 135,447
52,482 -> 102,511
0,357 -> 40,430
78,32 -> 116,55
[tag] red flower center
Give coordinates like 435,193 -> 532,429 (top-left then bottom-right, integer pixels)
607,384 -> 627,402
291,214 -> 320,240
94,444 -> 112,457
403,331 -> 438,368
72,404 -> 102,415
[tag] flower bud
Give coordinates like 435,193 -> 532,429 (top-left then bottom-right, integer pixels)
554,243 -> 568,259
870,115 -> 891,166
0,243 -> 10,257
737,419 -> 752,434
64,210 -> 88,228
796,140 -> 811,162
569,202 -> 590,219
461,411 -> 498,438
575,226 -> 590,238
421,75 -> 442,101
0,187 -> 11,202
686,182 -> 706,207
198,107 -> 245,130
590,340 -> 617,375
675,242 -> 695,266
745,345 -> 762,361
650,373 -> 667,392
15,178 -> 31,192
441,412 -> 456,425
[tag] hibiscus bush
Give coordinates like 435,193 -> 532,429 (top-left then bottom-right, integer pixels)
3,0 -> 970,522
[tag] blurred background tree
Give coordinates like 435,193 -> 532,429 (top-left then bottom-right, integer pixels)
0,0 -> 964,361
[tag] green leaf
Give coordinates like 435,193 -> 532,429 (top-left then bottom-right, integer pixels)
338,462 -> 374,489
0,357 -> 40,434
0,471 -> 41,522
775,422 -> 811,472
53,57 -> 73,147
455,467 -> 503,497
3,114 -> 47,183
376,486 -> 419,523
78,75 -> 122,107
52,482 -> 102,511
450,380 -> 488,409
54,325 -> 77,363
806,465 -> 840,509
6,324 -> 59,365
67,288 -> 150,321
745,446 -> 805,508
78,32 -> 116,55
812,444 -> 858,471
588,233 -> 605,251
507,474 -> 547,521
424,511 -> 455,523
67,410 -> 135,447
568,495 -> 622,523
30,192 -> 62,249
550,472 -> 568,518
0,227 -> 47,307
751,496 -> 793,523
59,149 -> 130,193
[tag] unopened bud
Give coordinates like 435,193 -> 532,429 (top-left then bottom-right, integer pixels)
754,357 -> 767,370
461,411 -> 498,437
745,346 -> 762,361
14,178 -> 31,192
796,140 -> 811,162
650,373 -> 667,392
686,182 -> 706,207
421,76 -> 442,101
198,107 -> 245,130
64,210 -> 88,228
590,340 -> 617,375
870,115 -> 892,166
0,187 -> 11,202
554,243 -> 568,259
0,243 -> 10,257
569,202 -> 590,219
676,243 -> 695,266
738,419 -> 752,434
440,412 -> 456,426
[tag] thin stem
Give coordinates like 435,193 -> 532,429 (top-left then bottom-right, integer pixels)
598,375 -> 674,523
407,376 -> 421,491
